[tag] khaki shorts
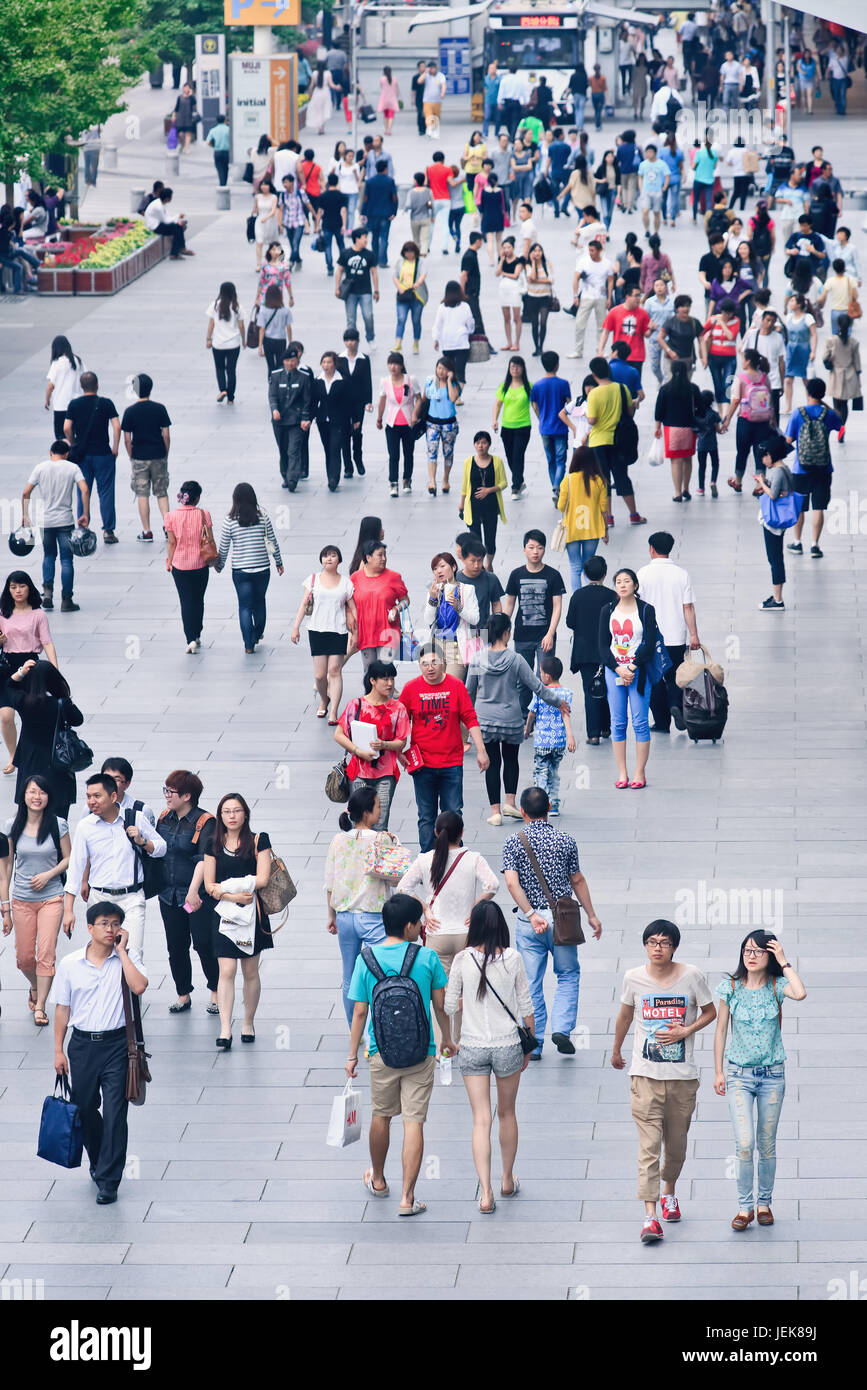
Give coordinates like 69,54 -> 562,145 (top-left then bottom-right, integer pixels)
369,1053 -> 436,1122
131,458 -> 169,498
423,101 -> 442,124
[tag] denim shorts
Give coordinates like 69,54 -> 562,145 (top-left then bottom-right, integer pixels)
459,1041 -> 524,1077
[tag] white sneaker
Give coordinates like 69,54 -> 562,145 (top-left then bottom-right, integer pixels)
510,489 -> 521,500
487,812 -> 503,826
567,351 -> 582,359
186,640 -> 199,654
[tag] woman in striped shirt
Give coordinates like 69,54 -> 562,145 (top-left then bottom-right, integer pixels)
165,480 -> 215,654
216,483 -> 284,654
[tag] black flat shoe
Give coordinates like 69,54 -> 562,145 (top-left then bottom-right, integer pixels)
169,998 -> 192,1013
216,1036 -> 232,1050
96,1188 -> 117,1205
241,1032 -> 256,1044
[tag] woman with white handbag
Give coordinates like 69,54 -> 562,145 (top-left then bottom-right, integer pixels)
324,784 -> 391,1031
203,793 -> 275,1050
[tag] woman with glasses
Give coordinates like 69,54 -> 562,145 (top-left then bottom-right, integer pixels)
157,770 -> 218,1016
714,931 -> 806,1231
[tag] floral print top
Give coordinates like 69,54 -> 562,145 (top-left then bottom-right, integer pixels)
324,829 -> 391,913
717,976 -> 786,1067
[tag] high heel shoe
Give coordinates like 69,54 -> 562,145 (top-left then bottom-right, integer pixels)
216,1036 -> 232,1050
241,1032 -> 256,1044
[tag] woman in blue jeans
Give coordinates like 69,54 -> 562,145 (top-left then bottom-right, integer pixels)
598,568 -> 657,789
216,483 -> 283,654
714,931 -> 806,1230
324,784 -> 389,1030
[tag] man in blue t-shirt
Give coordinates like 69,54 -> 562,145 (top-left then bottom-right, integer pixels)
608,341 -> 645,405
637,145 -> 669,233
530,351 -> 572,497
784,377 -> 841,560
546,127 -> 572,218
347,893 -> 454,1216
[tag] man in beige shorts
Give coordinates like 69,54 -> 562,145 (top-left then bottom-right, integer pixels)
120,372 -> 171,542
346,893 -> 456,1216
422,61 -> 447,138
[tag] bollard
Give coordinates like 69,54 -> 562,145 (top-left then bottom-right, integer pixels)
165,152 -> 180,177
849,190 -> 867,210
216,187 -> 231,211
130,188 -> 145,214
102,143 -> 118,171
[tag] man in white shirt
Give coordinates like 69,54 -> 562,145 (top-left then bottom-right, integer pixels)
741,311 -> 786,421
649,82 -> 682,125
825,226 -> 861,284
573,207 -> 608,251
827,46 -> 850,116
516,202 -> 536,257
53,899 -> 148,1204
21,439 -> 89,612
101,756 -> 157,826
143,187 -> 192,259
720,52 -> 745,109
636,532 -> 700,733
422,61 -> 447,138
272,140 -> 300,187
497,66 -> 530,141
64,772 -> 166,955
569,240 -> 614,359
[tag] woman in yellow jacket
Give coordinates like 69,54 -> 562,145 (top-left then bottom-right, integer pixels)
557,445 -> 609,590
459,430 -> 508,570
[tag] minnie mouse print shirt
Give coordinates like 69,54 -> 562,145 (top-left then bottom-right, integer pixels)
609,609 -> 642,679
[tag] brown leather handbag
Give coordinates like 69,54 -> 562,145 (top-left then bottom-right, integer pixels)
519,832 -> 585,946
199,510 -> 218,566
121,977 -> 152,1106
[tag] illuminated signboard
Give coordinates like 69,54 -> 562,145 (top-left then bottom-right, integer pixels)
519,14 -> 562,25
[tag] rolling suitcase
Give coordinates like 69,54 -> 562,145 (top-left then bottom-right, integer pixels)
683,667 -> 729,744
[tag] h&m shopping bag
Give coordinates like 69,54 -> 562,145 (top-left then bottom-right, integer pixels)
37,1074 -> 83,1168
326,1079 -> 362,1148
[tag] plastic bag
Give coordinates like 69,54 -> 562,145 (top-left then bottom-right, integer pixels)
326,1080 -> 362,1148
647,435 -> 664,467
166,125 -> 179,151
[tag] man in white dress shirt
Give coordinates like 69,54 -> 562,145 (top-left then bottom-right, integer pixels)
63,773 -> 166,955
142,187 -> 192,259
637,533 -> 701,734
497,66 -> 530,141
100,756 -> 156,826
54,900 -> 148,1204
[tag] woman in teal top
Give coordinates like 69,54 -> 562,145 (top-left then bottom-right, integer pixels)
713,931 -> 806,1231
492,355 -> 532,500
420,357 -> 460,496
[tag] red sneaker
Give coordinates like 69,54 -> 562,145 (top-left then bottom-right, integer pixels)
838,425 -> 846,443
640,1218 -> 664,1243
629,512 -> 647,525
660,1194 -> 681,1222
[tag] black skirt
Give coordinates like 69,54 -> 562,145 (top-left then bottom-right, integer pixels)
309,629 -> 349,657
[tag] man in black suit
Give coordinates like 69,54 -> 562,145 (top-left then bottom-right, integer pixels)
314,351 -> 352,492
565,554 -> 615,743
336,327 -> 372,478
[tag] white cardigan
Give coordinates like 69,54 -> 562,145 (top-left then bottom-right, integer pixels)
432,302 -> 476,352
444,946 -> 533,1047
418,581 -> 480,665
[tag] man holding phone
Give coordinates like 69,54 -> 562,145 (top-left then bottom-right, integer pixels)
53,901 -> 148,1205
569,240 -> 614,360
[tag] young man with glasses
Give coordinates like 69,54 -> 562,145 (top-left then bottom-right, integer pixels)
611,920 -> 716,1243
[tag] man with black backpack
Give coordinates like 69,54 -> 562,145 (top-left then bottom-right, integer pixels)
785,377 -> 841,559
346,893 -> 455,1216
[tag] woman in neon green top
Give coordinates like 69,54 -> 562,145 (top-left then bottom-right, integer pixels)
492,356 -> 532,499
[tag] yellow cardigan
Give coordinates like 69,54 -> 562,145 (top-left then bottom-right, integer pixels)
460,454 -> 508,526
557,472 -> 608,541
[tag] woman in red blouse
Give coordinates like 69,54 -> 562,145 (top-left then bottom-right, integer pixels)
350,540 -> 408,674
164,480 -> 215,655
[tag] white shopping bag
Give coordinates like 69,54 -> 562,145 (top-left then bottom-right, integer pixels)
647,435 -> 664,467
326,1079 -> 362,1148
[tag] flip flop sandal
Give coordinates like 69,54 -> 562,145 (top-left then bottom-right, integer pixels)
34,1008 -> 49,1026
363,1171 -> 389,1197
28,990 -> 37,1012
499,1178 -> 521,1198
398,1200 -> 427,1216
479,1197 -> 497,1214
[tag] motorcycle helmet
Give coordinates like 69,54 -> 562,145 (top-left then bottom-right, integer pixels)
70,527 -> 97,558
8,526 -> 36,557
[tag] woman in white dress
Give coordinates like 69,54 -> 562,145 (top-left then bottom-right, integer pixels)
306,63 -> 337,136
397,809 -> 499,1041
252,177 -> 279,269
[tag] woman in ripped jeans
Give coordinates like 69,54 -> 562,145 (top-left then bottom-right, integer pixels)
714,930 -> 806,1231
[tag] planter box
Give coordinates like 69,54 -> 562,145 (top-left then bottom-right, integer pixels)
73,236 -> 170,295
37,265 -> 76,295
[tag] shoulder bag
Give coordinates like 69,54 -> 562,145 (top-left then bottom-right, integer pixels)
121,976 -> 152,1106
518,830 -> 585,946
246,308 -> 259,349
326,758 -> 351,802
254,834 -> 295,929
198,509 -> 218,566
124,803 -> 164,899
471,954 -> 540,1056
50,700 -> 93,774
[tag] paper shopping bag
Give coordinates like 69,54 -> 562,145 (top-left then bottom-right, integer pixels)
326,1080 -> 362,1148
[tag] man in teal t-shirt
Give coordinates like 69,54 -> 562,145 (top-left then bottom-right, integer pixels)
205,115 -> 231,187
347,893 -> 454,1215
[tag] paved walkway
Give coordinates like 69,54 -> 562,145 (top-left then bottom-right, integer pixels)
0,85 -> 865,1302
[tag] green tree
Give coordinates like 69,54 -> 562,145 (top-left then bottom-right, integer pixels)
0,0 -> 147,199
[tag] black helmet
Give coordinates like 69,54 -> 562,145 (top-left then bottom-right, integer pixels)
70,527 -> 97,558
9,526 -> 36,557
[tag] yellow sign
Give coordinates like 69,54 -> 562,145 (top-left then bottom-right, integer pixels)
224,0 -> 301,25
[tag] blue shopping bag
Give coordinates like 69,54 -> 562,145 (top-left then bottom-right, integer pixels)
760,490 -> 804,530
37,1074 -> 83,1169
647,634 -> 673,687
399,606 -> 419,664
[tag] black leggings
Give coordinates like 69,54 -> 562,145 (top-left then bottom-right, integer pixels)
468,500 -> 500,556
212,347 -> 240,399
385,422 -> 415,484
697,445 -> 719,489
262,338 -> 284,376
528,299 -> 551,353
501,424 -> 531,490
484,738 -> 520,806
833,397 -> 849,426
731,175 -> 752,210
735,417 -> 769,478
171,567 -> 209,643
448,208 -> 464,246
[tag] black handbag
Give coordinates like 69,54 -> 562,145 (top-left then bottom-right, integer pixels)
590,665 -> 607,700
245,213 -> 257,242
471,956 -> 539,1056
50,701 -> 93,774
852,396 -> 863,412
242,161 -> 254,184
412,392 -> 429,440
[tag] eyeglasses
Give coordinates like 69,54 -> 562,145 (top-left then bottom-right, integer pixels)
162,786 -> 179,796
743,948 -> 768,958
646,939 -> 674,949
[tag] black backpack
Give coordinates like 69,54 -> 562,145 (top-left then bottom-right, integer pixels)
751,223 -> 771,258
612,384 -> 639,466
124,800 -> 165,900
361,942 -> 430,1069
707,208 -> 731,241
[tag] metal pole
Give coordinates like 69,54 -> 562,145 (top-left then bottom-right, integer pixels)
351,8 -> 358,162
783,15 -> 791,137
763,0 -> 776,115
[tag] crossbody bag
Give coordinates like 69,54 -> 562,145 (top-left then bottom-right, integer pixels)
518,831 -> 585,946
471,954 -> 540,1056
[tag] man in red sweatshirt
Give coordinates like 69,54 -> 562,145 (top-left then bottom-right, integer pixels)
399,644 -> 489,850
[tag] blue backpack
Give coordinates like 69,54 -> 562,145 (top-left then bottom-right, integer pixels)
361,942 -> 430,1069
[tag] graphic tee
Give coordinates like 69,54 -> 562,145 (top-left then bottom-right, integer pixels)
621,963 -> 714,1080
505,564 -> 565,644
601,304 -> 650,361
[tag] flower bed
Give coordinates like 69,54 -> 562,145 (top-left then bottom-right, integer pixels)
38,219 -> 169,295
